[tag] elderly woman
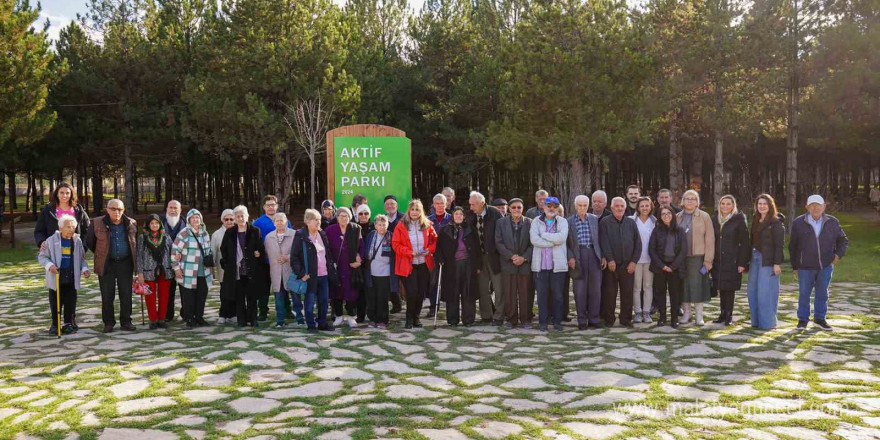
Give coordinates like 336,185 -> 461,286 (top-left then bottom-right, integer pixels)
212,209 -> 236,324
220,205 -> 266,328
137,214 -> 174,329
354,204 -> 374,323
321,200 -> 337,230
291,209 -> 339,332
35,182 -> 91,248
172,209 -> 214,329
266,212 -> 302,328
38,215 -> 90,335
747,194 -> 785,330
392,199 -> 438,329
325,207 -> 363,328
361,214 -> 397,328
676,189 -> 715,326
434,207 -> 480,326
711,195 -> 750,326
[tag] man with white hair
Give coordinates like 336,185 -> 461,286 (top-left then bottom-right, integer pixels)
161,200 -> 184,322
467,191 -> 505,324
591,190 -> 611,220
525,189 -> 549,219
427,193 -> 453,318
442,187 -> 456,212
598,197 -> 641,328
87,199 -> 139,333
567,195 -> 605,330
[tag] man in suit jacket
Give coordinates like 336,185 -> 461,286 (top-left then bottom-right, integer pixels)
495,198 -> 533,328
160,200 -> 185,322
466,191 -> 504,324
567,195 -> 605,329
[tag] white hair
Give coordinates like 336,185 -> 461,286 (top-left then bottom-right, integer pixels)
274,212 -> 288,223
58,214 -> 78,229
591,190 -> 608,202
433,193 -> 447,204
574,195 -> 591,205
167,200 -> 181,208
610,197 -> 626,207
107,198 -> 124,208
233,205 -> 250,222
220,209 -> 234,220
442,187 -> 455,197
374,214 -> 389,225
356,204 -> 371,216
535,189 -> 549,200
469,191 -> 486,204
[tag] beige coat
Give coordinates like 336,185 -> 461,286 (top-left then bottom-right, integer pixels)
265,228 -> 296,292
677,208 -> 715,265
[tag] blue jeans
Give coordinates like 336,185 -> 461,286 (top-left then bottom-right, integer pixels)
797,265 -> 833,321
274,287 -> 304,325
746,251 -> 780,329
304,276 -> 329,329
534,270 -> 566,327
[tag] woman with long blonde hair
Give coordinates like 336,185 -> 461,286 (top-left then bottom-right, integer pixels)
391,200 -> 438,329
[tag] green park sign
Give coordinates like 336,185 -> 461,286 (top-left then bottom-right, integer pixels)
329,131 -> 412,217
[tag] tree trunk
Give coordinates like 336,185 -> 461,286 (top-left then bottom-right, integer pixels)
124,144 -> 134,212
0,171 -> 5,216
92,164 -> 104,215
690,144 -> 704,195
713,128 -> 724,208
668,117 -> 684,202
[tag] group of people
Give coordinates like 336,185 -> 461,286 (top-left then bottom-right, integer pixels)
34,182 -> 849,335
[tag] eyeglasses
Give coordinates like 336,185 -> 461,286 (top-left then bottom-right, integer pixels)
683,198 -> 698,202
264,203 -> 277,207
546,204 -> 559,209
661,212 -> 673,217
108,207 -> 124,212
358,213 -> 370,216
223,218 -> 234,222
509,206 -> 523,210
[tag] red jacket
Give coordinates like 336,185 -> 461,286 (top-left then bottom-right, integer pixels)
391,221 -> 437,277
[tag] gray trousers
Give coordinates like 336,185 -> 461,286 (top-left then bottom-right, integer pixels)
476,257 -> 504,321
573,245 -> 603,325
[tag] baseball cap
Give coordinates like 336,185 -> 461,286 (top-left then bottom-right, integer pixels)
544,197 -> 560,206
806,195 -> 824,206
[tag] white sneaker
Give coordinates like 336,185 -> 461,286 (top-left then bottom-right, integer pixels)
333,316 -> 344,326
634,313 -> 643,323
643,313 -> 652,324
696,318 -> 705,326
347,317 -> 357,327
217,317 -> 227,325
682,309 -> 691,324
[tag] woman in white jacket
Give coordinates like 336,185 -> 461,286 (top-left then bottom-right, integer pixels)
265,213 -> 301,328
211,209 -> 236,324
529,196 -> 569,332
37,215 -> 90,335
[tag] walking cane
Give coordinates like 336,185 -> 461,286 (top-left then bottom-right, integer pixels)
140,288 -> 146,325
433,264 -> 443,327
55,270 -> 62,338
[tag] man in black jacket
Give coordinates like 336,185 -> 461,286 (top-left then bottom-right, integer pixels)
598,197 -> 642,328
160,200 -> 185,322
789,194 -> 849,330
466,191 -> 504,324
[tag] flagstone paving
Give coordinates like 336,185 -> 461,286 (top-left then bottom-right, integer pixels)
0,259 -> 878,439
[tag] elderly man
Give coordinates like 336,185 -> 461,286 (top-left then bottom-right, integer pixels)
426,193 -> 453,317
568,195 -> 605,329
530,196 -> 569,331
525,189 -> 549,219
495,198 -> 533,328
467,191 -> 505,324
161,200 -> 184,322
492,199 -> 509,217
443,187 -> 457,213
385,194 -> 405,314
598,197 -> 641,328
790,194 -> 849,331
87,199 -> 138,333
624,185 -> 641,217
591,190 -> 612,220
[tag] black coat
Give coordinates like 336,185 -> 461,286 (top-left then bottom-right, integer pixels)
434,223 -> 481,302
290,228 -> 340,292
219,224 -> 268,300
752,217 -> 785,266
711,213 -> 750,291
34,203 -> 91,247
465,205 -> 503,273
648,225 -> 688,278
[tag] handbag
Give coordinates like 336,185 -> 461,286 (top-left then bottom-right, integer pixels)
196,234 -> 214,268
134,282 -> 153,296
287,241 -> 308,295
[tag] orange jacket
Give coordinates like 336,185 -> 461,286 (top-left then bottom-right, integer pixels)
391,221 -> 437,277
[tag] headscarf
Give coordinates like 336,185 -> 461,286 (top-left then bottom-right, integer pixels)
142,214 -> 167,268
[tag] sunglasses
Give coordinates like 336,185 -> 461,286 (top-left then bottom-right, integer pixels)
546,204 -> 559,208
223,218 -> 234,222
358,213 -> 370,216
509,206 -> 523,210
108,207 -> 124,212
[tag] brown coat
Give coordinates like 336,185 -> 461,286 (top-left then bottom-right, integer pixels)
676,208 -> 715,266
87,214 -> 138,276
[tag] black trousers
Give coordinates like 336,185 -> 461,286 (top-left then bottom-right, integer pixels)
218,282 -> 236,319
164,278 -> 178,321
356,286 -> 367,321
235,276 -> 258,325
654,270 -> 683,324
100,258 -> 134,325
181,277 -> 208,322
332,299 -> 356,317
368,276 -> 391,324
719,289 -> 736,318
601,266 -> 634,326
404,264 -> 430,323
49,284 -> 77,325
446,258 -> 476,325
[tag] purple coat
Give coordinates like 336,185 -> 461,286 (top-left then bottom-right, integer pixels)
325,223 -> 363,301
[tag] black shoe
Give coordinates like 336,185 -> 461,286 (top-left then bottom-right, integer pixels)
250,322 -> 259,328
413,321 -> 423,328
390,306 -> 402,314
650,305 -> 659,315
196,318 -> 210,327
562,316 -> 573,323
553,325 -> 564,332
463,323 -> 474,327
48,325 -> 59,335
671,322 -> 679,329
426,309 -> 436,318
307,327 -> 318,333
103,324 -> 115,333
164,318 -> 173,323
623,321 -> 634,328
713,315 -> 726,324
61,324 -> 75,334
257,314 -> 268,322
493,320 -> 503,326
481,319 -> 494,325
587,323 -> 602,330
149,322 -> 158,330
121,323 -> 136,331
186,320 -> 196,329
71,317 -> 79,331
318,324 -> 335,332
578,324 -> 587,330
797,320 -> 808,329
238,323 -> 248,328
157,320 -> 167,329
538,325 -> 548,332
814,319 -> 832,330
656,321 -> 667,327
404,322 -> 413,329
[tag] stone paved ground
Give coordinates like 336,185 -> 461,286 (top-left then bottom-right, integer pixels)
1,258 -> 878,440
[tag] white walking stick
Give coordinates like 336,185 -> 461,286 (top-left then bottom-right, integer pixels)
433,264 -> 443,327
